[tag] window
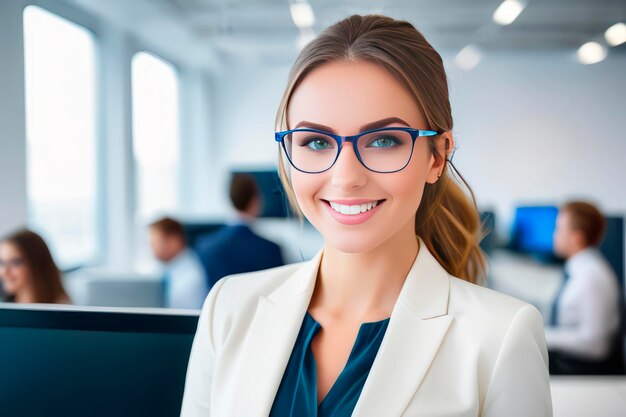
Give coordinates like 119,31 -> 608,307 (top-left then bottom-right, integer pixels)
131,52 -> 181,221
23,6 -> 98,268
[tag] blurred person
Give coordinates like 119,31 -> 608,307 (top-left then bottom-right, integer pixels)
0,228 -> 71,304
195,173 -> 284,290
149,217 -> 207,309
547,201 -> 622,374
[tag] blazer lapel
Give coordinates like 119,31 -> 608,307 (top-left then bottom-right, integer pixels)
234,248 -> 323,417
234,236 -> 453,417
352,236 -> 453,417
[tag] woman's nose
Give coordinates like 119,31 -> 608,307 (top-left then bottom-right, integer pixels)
330,144 -> 367,189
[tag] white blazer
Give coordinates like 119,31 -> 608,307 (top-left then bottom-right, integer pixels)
180,236 -> 553,417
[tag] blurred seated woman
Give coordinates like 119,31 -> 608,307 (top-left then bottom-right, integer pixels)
0,229 -> 71,304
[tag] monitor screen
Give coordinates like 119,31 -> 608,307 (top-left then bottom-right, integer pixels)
183,222 -> 226,251
0,304 -> 199,417
231,169 -> 291,218
509,206 -> 559,258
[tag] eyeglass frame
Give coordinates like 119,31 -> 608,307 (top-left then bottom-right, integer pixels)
0,257 -> 25,269
275,126 -> 445,174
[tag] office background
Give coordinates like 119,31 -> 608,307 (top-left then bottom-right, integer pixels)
1,1 -> 625,416
1,0 -> 625,273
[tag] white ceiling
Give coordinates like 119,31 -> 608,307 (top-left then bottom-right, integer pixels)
62,0 -> 626,70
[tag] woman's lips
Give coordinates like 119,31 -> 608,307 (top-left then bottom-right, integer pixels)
321,199 -> 385,225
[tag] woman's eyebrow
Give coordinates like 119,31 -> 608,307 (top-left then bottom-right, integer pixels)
294,117 -> 411,133
294,121 -> 335,132
360,117 -> 410,131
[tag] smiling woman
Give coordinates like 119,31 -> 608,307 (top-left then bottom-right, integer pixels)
180,14 -> 553,417
0,229 -> 71,304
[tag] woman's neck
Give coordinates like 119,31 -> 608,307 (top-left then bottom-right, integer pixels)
310,225 -> 420,322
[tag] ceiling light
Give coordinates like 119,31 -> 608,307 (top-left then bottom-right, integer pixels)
493,0 -> 525,26
455,45 -> 482,71
290,2 -> 315,29
577,42 -> 608,65
605,22 -> 626,47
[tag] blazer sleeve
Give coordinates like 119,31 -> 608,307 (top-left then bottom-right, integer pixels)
481,304 -> 553,417
180,277 -> 228,417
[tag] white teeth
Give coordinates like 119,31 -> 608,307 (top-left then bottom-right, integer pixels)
329,200 -> 379,215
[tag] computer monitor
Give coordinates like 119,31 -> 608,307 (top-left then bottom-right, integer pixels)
183,222 -> 225,251
509,205 -> 560,262
231,169 -> 291,218
0,304 -> 199,417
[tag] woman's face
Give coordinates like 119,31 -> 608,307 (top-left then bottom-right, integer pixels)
0,242 -> 30,295
286,60 -> 447,253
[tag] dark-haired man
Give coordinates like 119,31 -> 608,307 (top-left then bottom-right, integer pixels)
196,174 -> 284,290
149,217 -> 208,309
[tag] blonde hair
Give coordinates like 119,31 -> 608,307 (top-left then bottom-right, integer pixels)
275,14 -> 488,284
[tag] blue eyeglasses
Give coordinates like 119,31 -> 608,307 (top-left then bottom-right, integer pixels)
275,126 -> 443,173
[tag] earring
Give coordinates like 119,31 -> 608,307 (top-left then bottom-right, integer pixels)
437,155 -> 447,179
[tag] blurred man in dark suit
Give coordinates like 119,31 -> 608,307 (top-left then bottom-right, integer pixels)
196,173 -> 284,291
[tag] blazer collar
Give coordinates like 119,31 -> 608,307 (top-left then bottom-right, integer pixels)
265,235 -> 449,319
234,236 -> 453,417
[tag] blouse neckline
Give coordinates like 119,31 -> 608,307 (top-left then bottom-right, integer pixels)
305,310 -> 391,329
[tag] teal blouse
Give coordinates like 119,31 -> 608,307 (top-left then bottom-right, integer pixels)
269,311 -> 390,417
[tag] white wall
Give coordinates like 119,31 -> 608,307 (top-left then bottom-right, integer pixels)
178,69 -> 216,218
202,59 -> 292,217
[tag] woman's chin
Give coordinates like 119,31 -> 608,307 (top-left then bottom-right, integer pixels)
324,237 -> 382,255
1,283 -> 19,295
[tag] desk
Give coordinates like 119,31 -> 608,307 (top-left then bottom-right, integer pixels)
550,376 -> 626,417
487,249 -> 563,321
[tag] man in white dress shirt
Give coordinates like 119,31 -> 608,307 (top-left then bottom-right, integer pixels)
546,201 -> 622,374
149,217 -> 208,310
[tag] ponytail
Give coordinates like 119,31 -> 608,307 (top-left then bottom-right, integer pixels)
416,156 -> 488,284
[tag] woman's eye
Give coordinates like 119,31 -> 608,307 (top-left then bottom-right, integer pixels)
303,138 -> 332,150
368,136 -> 398,148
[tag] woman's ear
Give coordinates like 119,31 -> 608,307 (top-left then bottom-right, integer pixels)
426,132 -> 453,184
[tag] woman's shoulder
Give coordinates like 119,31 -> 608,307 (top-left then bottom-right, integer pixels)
203,261 -> 305,317
447,274 -> 546,339
448,275 -> 528,311
196,261 -> 307,351
217,261 -> 306,302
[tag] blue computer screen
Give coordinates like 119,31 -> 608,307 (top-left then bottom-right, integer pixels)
510,206 -> 558,255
